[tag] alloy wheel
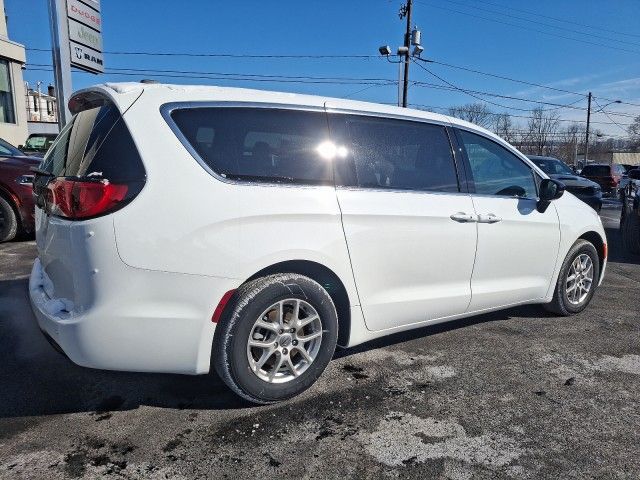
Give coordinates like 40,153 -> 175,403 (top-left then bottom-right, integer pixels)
565,253 -> 594,305
246,299 -> 323,383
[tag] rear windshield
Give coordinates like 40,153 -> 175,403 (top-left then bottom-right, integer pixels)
582,165 -> 610,176
170,107 -> 333,184
40,103 -> 145,181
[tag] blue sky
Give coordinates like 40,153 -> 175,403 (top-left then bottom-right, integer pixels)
5,0 -> 640,136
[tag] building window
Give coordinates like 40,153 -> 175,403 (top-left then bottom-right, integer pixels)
0,59 -> 17,124
33,95 -> 39,111
47,100 -> 53,115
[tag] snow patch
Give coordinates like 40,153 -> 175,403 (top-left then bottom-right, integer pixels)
359,411 -> 524,468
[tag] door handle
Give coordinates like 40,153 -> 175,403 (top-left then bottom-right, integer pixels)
478,213 -> 502,224
450,212 -> 477,223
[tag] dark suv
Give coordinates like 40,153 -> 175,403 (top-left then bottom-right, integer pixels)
581,163 -> 625,196
528,155 -> 602,211
621,168 -> 640,254
0,138 -> 42,242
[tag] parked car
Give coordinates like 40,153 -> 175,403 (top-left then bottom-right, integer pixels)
527,155 -> 602,211
19,133 -> 58,157
0,138 -> 41,242
617,165 -> 640,200
580,163 -> 625,196
621,168 -> 640,254
29,83 -> 607,404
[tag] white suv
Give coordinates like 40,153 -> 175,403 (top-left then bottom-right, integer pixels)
30,83 -> 607,403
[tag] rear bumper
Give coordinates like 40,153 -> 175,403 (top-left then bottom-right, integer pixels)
29,256 -> 238,375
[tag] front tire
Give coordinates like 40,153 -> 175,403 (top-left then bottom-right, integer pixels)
545,240 -> 600,316
213,273 -> 338,404
0,196 -> 18,243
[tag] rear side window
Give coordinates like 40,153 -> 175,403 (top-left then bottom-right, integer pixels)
582,165 -> 610,176
41,103 -> 145,182
170,107 -> 333,185
337,115 -> 459,192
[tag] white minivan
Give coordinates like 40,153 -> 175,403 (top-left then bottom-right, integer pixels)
30,83 -> 606,403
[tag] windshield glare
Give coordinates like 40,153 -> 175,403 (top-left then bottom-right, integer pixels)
532,158 -> 573,175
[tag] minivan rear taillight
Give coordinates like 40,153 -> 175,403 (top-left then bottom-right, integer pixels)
45,178 -> 130,219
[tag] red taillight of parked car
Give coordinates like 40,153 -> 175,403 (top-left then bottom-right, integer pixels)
45,178 -> 129,219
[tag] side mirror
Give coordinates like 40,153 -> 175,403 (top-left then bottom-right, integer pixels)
537,178 -> 565,213
18,145 -> 24,149
629,169 -> 640,180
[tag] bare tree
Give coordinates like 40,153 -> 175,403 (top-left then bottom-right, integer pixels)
555,123 -> 581,164
629,115 -> 640,147
493,113 -> 516,143
448,103 -> 493,128
525,107 -> 561,155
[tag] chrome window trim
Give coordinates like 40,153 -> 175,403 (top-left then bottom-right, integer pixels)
324,105 -> 451,127
160,101 -> 331,189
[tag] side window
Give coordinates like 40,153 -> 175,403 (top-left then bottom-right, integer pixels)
457,129 -> 536,198
170,108 -> 333,185
340,115 -> 459,192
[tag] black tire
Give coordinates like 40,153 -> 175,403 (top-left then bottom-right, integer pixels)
622,212 -> 640,255
0,195 -> 18,243
213,273 -> 338,404
545,239 -> 600,316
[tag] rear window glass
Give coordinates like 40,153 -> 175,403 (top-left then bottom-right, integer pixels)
338,115 -> 459,192
40,103 -> 145,181
170,107 -> 333,184
582,165 -> 610,176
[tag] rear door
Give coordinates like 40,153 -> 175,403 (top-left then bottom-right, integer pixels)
454,128 -> 560,311
328,112 -> 477,331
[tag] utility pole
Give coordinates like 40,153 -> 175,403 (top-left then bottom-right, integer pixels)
401,0 -> 413,108
584,91 -> 592,162
47,0 -> 73,128
378,1 -> 422,108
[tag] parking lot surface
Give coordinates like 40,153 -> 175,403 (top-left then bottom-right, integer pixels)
1,201 -> 639,479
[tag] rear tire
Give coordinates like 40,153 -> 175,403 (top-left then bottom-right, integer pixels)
622,212 -> 640,255
0,196 -> 18,243
213,273 -> 338,404
545,240 -> 600,316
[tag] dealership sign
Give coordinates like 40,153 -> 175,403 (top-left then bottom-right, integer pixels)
66,0 -> 103,73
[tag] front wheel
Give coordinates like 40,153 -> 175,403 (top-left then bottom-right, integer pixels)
213,273 -> 338,404
545,240 -> 600,316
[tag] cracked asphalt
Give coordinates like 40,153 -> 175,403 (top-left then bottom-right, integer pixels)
1,200 -> 639,479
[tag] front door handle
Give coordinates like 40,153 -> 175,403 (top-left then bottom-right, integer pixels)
478,213 -> 502,224
450,212 -> 477,223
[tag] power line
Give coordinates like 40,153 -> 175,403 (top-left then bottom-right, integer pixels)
469,0 -> 640,40
25,62 -> 633,124
25,47 -> 383,59
439,0 -> 640,49
24,67 -> 397,86
411,103 -> 631,128
593,98 -> 631,135
422,59 -> 640,112
25,47 -> 640,109
415,1 -> 640,56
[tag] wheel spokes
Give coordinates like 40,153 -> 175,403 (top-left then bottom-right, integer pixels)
247,298 -> 323,384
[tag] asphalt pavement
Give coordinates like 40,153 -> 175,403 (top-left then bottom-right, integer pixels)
0,200 -> 639,479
